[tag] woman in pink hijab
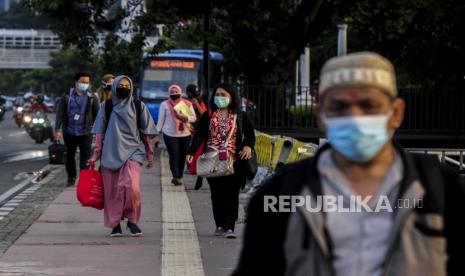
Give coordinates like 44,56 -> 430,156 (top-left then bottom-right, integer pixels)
156,85 -> 196,185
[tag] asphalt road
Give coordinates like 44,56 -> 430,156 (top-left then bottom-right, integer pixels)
0,111 -> 56,195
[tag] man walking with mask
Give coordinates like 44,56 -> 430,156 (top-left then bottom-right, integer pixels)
55,72 -> 100,186
233,52 -> 465,276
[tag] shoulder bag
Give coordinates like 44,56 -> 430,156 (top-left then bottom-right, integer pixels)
196,114 -> 237,178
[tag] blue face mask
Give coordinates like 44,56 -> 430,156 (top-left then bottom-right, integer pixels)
214,96 -> 230,108
77,83 -> 89,92
322,111 -> 392,162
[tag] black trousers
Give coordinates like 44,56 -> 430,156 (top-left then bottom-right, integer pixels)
207,174 -> 241,231
163,134 -> 191,178
64,133 -> 92,180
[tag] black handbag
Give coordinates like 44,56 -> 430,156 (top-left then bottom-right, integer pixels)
243,150 -> 258,180
49,142 -> 66,165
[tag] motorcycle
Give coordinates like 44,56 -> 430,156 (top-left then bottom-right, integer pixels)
13,105 -> 27,127
22,112 -> 33,129
26,111 -> 54,144
0,105 -> 5,122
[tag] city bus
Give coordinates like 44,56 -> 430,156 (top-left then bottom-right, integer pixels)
138,49 -> 224,122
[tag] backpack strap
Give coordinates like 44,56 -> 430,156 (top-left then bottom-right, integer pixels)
410,153 -> 446,213
134,99 -> 142,131
104,99 -> 113,127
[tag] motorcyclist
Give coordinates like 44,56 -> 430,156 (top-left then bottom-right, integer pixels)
28,95 -> 53,113
0,97 -> 6,121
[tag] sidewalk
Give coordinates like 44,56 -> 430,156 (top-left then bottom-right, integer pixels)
0,149 -> 244,276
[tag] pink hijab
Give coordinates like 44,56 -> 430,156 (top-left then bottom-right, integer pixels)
167,85 -> 192,134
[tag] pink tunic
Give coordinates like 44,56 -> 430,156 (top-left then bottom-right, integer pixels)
92,133 -> 154,228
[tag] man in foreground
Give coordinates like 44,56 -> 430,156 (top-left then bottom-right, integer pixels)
233,52 -> 465,276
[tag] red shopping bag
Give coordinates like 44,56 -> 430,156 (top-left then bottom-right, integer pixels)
77,163 -> 104,210
188,141 -> 205,174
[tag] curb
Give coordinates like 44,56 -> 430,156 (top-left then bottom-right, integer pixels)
0,164 -> 65,219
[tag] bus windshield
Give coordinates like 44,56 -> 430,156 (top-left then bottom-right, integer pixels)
140,60 -> 199,100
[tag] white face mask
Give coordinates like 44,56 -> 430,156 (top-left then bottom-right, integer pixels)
77,83 -> 89,92
322,110 -> 393,162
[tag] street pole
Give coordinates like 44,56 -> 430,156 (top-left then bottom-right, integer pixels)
337,24 -> 348,56
203,1 -> 211,103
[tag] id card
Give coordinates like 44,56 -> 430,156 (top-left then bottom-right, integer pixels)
73,113 -> 81,121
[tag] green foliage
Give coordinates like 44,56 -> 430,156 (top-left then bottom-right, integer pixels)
289,105 -> 315,116
22,0 -> 465,90
45,48 -> 99,95
0,70 -> 29,94
99,34 -> 144,78
26,0 -> 119,57
0,49 -> 99,96
26,0 -> 324,86
311,0 -> 465,90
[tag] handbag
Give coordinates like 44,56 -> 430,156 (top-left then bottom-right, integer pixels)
196,114 -> 237,178
76,163 -> 104,210
48,141 -> 66,165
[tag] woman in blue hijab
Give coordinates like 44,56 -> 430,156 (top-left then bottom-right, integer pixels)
90,75 -> 157,237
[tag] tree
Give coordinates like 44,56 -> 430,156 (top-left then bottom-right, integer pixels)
26,0 -> 143,76
44,48 -> 100,96
140,0 -> 326,85
26,0 -> 326,86
312,0 -> 465,90
0,70 -> 28,95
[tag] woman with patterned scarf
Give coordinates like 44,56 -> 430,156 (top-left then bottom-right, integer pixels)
187,83 -> 256,239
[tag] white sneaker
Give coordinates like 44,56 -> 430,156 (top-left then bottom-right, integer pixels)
224,230 -> 237,239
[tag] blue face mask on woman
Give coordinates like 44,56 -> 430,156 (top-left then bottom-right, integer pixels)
322,111 -> 393,162
214,96 -> 230,108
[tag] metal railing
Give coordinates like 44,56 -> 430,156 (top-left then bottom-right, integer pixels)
407,148 -> 465,170
239,86 -> 465,139
239,85 -> 319,138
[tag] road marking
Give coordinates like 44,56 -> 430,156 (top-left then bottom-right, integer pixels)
2,150 -> 48,163
160,150 -> 205,276
8,131 -> 25,137
0,175 -> 35,205
2,203 -> 19,207
0,164 -> 64,219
